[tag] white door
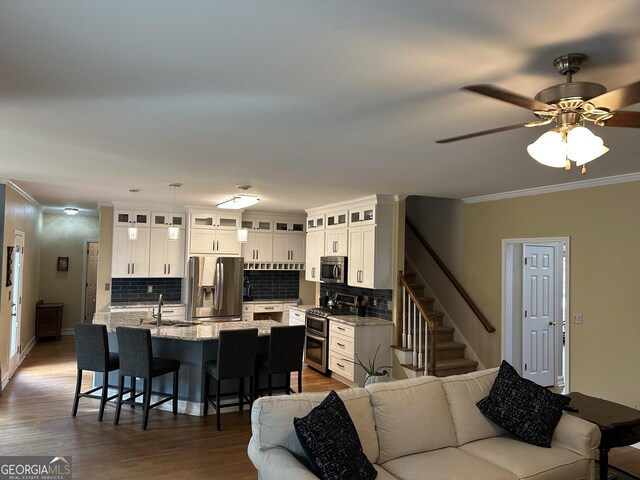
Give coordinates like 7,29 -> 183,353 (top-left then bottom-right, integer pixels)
522,244 -> 556,386
9,231 -> 25,375
84,242 -> 98,323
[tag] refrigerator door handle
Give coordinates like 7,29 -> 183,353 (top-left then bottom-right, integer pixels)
218,262 -> 224,312
214,262 -> 221,310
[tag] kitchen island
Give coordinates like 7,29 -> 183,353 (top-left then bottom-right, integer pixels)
93,311 -> 285,416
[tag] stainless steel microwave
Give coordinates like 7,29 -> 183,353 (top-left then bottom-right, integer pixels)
320,256 -> 347,284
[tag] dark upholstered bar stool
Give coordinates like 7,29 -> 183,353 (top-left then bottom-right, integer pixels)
113,326 -> 180,430
72,323 -> 120,421
255,325 -> 306,397
204,328 -> 258,431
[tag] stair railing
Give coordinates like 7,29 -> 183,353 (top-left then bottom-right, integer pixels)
399,272 -> 436,376
406,218 -> 495,333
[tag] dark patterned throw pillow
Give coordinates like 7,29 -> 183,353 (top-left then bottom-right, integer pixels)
293,390 -> 377,480
476,360 -> 570,447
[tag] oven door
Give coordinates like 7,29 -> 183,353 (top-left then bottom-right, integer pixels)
305,313 -> 328,337
304,331 -> 328,373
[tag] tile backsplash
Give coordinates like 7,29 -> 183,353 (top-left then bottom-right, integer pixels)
111,278 -> 182,303
244,270 -> 299,299
322,283 -> 393,321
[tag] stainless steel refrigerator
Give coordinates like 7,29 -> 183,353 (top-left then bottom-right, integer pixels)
188,256 -> 244,321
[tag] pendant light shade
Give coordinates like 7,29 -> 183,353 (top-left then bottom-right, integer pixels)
167,183 -> 182,240
128,188 -> 139,240
236,227 -> 249,243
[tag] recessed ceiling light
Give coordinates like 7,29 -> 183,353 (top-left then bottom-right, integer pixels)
64,207 -> 79,215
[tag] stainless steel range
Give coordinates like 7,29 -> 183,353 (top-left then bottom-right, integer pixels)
304,294 -> 357,374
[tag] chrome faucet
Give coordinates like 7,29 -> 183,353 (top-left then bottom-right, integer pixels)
154,293 -> 164,326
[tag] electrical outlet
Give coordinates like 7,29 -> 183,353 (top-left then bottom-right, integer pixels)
387,300 -> 393,311
147,285 -> 153,293
372,298 -> 378,306
105,283 -> 110,291
572,313 -> 583,324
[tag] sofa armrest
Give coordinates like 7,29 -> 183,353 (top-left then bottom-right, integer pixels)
248,437 -> 319,480
551,412 -> 601,458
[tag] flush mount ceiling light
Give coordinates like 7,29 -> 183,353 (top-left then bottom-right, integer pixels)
217,185 -> 260,210
64,207 -> 79,216
436,53 -> 640,174
167,183 -> 182,241
128,188 -> 140,240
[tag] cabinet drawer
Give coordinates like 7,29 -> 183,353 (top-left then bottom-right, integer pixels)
329,353 -> 355,381
330,334 -> 355,358
160,306 -> 185,321
243,304 -> 255,313
254,303 -> 283,313
288,309 -> 305,325
330,322 -> 354,338
242,313 -> 254,322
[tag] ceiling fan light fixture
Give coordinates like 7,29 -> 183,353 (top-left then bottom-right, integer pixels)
527,131 -> 567,168
566,127 -> 608,165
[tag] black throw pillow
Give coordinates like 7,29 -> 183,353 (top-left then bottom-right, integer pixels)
293,390 -> 377,480
476,360 -> 570,447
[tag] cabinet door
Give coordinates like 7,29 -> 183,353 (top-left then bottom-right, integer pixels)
166,233 -> 185,277
305,231 -> 325,281
152,212 -> 185,228
112,226 -> 133,277
348,227 -> 363,286
130,227 -> 150,277
217,214 -> 241,230
242,232 -> 272,261
149,228 -> 169,276
190,230 -> 216,254
215,230 -> 241,255
359,225 -> 376,288
272,234 -> 289,262
325,227 -> 348,256
288,234 -> 305,261
326,210 -> 348,229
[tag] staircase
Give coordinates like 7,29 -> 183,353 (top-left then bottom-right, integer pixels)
394,263 -> 478,378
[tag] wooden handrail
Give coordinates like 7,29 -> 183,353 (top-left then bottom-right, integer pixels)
406,218 -> 495,333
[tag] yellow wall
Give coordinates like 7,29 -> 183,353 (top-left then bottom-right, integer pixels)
39,213 -> 99,328
464,180 -> 640,408
96,205 -> 113,312
0,184 -> 42,385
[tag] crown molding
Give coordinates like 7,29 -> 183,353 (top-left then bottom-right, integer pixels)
0,179 -> 43,210
463,172 -> 640,204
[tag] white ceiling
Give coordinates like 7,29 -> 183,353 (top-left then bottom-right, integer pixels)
1,1 -> 639,215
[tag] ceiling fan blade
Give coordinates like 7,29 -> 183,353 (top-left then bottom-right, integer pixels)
588,80 -> 640,112
603,110 -> 640,128
463,84 -> 552,111
435,123 -> 529,144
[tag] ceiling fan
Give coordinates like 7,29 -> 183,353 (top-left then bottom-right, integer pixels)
436,53 -> 640,173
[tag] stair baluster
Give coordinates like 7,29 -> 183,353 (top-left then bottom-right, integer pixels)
412,302 -> 418,367
402,286 -> 408,348
418,311 -> 423,369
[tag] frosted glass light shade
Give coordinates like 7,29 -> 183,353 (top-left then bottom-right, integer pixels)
217,194 -> 260,209
237,227 -> 249,242
527,131 -> 566,168
566,127 -> 608,165
128,226 -> 138,240
167,225 -> 180,240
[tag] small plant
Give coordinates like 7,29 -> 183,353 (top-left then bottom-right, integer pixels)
346,345 -> 392,386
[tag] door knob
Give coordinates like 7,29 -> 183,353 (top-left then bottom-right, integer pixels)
548,321 -> 557,326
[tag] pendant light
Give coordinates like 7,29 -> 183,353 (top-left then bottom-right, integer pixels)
128,188 -> 140,240
167,183 -> 182,240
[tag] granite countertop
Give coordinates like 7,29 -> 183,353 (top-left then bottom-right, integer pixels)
328,314 -> 392,327
109,301 -> 186,309
290,304 -> 314,312
93,311 -> 280,341
243,298 -> 301,304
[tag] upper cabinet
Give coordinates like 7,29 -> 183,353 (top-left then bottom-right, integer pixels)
114,210 -> 150,228
306,195 -> 396,289
112,225 -> 150,277
187,209 -> 242,257
190,211 -> 241,230
149,227 -> 185,277
151,212 -> 185,229
306,213 -> 325,231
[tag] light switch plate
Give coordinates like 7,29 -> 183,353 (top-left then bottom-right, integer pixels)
572,313 -> 583,324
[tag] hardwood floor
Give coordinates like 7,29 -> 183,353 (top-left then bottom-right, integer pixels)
0,336 -> 346,480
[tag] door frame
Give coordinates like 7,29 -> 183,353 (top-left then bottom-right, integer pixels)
8,230 -> 25,377
502,237 -> 569,390
81,239 -> 99,324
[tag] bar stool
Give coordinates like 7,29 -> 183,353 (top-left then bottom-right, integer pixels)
203,328 -> 258,431
255,325 -> 306,397
113,326 -> 180,430
71,323 -> 120,421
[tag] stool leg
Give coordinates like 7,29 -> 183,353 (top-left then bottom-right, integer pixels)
173,370 -> 179,415
98,370 -> 109,421
114,375 -> 124,425
216,379 -> 221,431
285,373 -> 291,395
298,369 -> 302,393
267,373 -> 272,397
142,378 -> 151,430
203,372 -> 210,416
130,377 -> 136,409
71,369 -> 82,417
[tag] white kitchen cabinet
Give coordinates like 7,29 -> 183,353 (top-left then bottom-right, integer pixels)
329,320 -> 392,387
273,234 -> 305,262
157,305 -> 186,321
149,227 -> 185,277
112,225 -> 151,277
151,212 -> 185,229
242,303 -> 255,322
305,230 -> 325,281
325,227 -> 348,256
190,211 -> 241,230
306,213 -> 325,231
288,307 -> 306,326
241,231 -> 273,262
348,224 -> 393,289
349,206 -> 375,226
114,210 -> 150,228
241,217 -> 273,232
325,210 -> 348,229
274,219 -> 305,233
189,229 -> 241,256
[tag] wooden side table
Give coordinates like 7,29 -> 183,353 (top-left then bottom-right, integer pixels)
36,303 -> 63,340
568,392 -> 640,479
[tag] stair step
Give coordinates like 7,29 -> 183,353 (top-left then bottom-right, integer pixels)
435,358 -> 478,377
430,341 -> 466,361
435,325 -> 454,341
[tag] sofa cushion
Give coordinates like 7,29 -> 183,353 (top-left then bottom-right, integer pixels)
441,367 -> 507,446
460,435 -> 588,480
293,390 -> 377,480
381,447 -> 518,480
476,361 -> 570,447
251,387 -> 378,463
366,376 -> 457,463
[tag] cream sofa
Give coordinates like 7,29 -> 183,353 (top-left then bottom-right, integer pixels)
248,368 -> 601,480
